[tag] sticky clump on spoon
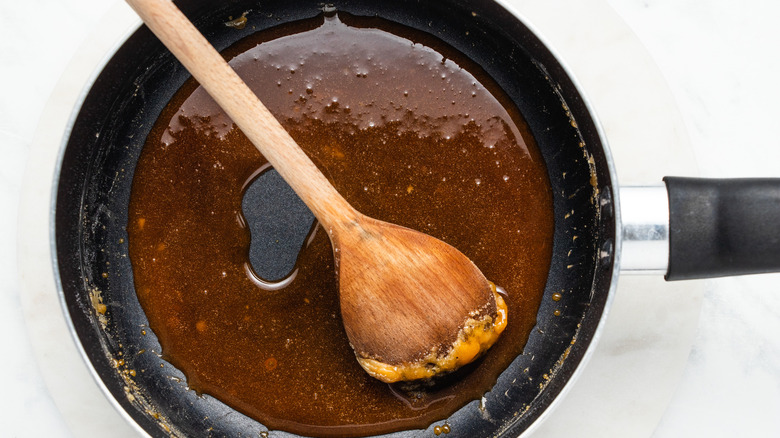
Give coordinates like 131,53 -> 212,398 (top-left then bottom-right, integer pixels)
358,283 -> 508,383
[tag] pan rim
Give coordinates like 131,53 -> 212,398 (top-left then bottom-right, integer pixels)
49,1 -> 623,437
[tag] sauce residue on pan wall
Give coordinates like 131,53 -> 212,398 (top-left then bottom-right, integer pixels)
127,12 -> 554,437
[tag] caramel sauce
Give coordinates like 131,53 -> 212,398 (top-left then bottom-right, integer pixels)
127,13 -> 553,437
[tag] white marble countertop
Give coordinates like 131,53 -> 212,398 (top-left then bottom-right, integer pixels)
2,0 -> 780,437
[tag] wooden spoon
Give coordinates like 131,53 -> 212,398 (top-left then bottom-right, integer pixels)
126,0 -> 506,382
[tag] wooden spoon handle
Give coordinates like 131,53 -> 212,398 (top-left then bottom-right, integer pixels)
125,0 -> 356,228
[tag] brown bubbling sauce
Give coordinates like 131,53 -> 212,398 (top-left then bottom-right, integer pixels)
128,12 -> 553,437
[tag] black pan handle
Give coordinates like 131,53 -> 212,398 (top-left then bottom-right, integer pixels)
664,177 -> 780,280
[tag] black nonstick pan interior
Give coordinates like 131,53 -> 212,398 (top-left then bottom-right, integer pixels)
54,0 -> 617,436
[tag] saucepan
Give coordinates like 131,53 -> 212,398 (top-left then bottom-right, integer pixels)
52,0 -> 780,436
